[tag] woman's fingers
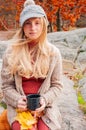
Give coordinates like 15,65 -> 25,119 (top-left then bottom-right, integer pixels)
17,95 -> 27,110
36,97 -> 46,112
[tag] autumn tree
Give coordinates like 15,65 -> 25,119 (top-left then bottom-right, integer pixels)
12,0 -> 25,25
0,0 -> 16,30
36,0 -> 86,31
0,0 -> 85,31
0,0 -> 25,30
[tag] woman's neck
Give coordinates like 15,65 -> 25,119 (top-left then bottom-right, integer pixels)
28,41 -> 38,49
29,42 -> 37,46
28,42 -> 39,55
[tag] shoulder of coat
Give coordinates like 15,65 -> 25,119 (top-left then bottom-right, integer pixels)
48,42 -> 61,56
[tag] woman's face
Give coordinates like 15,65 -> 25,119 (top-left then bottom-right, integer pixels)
23,18 -> 43,40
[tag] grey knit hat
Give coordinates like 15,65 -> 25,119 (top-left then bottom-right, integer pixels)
20,0 -> 48,27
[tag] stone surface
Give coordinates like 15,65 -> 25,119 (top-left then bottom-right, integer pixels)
79,39 -> 86,52
48,28 -> 86,49
78,77 -> 86,101
0,106 -> 5,114
59,76 -> 86,130
80,83 -> 86,102
0,40 -> 12,59
77,52 -> 86,64
48,28 -> 86,67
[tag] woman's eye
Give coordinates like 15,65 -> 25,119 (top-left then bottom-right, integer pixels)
36,22 -> 40,25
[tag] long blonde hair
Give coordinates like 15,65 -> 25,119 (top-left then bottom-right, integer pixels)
7,18 -> 51,79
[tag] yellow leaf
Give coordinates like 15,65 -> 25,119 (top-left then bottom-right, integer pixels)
15,110 -> 37,130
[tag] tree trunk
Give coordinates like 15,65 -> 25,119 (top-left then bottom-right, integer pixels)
48,22 -> 53,32
56,8 -> 61,31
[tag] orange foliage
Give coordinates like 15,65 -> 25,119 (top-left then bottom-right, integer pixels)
0,0 -> 16,30
12,0 -> 25,22
36,0 -> 86,31
0,0 -> 85,31
0,110 -> 11,130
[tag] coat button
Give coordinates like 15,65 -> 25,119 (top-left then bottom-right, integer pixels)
46,118 -> 50,123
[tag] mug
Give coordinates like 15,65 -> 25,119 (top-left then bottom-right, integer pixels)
27,94 -> 40,111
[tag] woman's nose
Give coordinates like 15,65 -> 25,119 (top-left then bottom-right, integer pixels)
31,23 -> 36,30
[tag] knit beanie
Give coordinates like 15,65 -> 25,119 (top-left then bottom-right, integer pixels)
20,0 -> 48,27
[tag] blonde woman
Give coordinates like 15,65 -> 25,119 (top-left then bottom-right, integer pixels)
1,0 -> 63,130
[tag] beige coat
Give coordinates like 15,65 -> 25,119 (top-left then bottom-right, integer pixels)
1,43 -> 63,130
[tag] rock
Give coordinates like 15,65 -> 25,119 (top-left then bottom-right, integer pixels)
77,52 -> 86,65
79,39 -> 86,52
80,83 -> 86,102
0,59 -> 3,102
0,59 -> 2,69
76,39 -> 86,65
58,76 -> 86,130
78,77 -> 86,87
0,40 -> 12,59
78,77 -> 86,101
57,46 -> 77,61
0,106 -> 5,114
47,28 -> 86,73
48,28 -> 86,49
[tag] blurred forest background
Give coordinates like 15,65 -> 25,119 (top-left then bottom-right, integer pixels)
0,0 -> 86,32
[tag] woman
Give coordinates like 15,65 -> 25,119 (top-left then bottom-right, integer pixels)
1,0 -> 63,130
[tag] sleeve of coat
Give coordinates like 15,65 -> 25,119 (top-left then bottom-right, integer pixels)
42,49 -> 63,106
1,53 -> 21,108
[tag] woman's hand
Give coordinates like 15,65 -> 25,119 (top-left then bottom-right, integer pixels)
17,95 -> 27,111
36,97 -> 46,112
